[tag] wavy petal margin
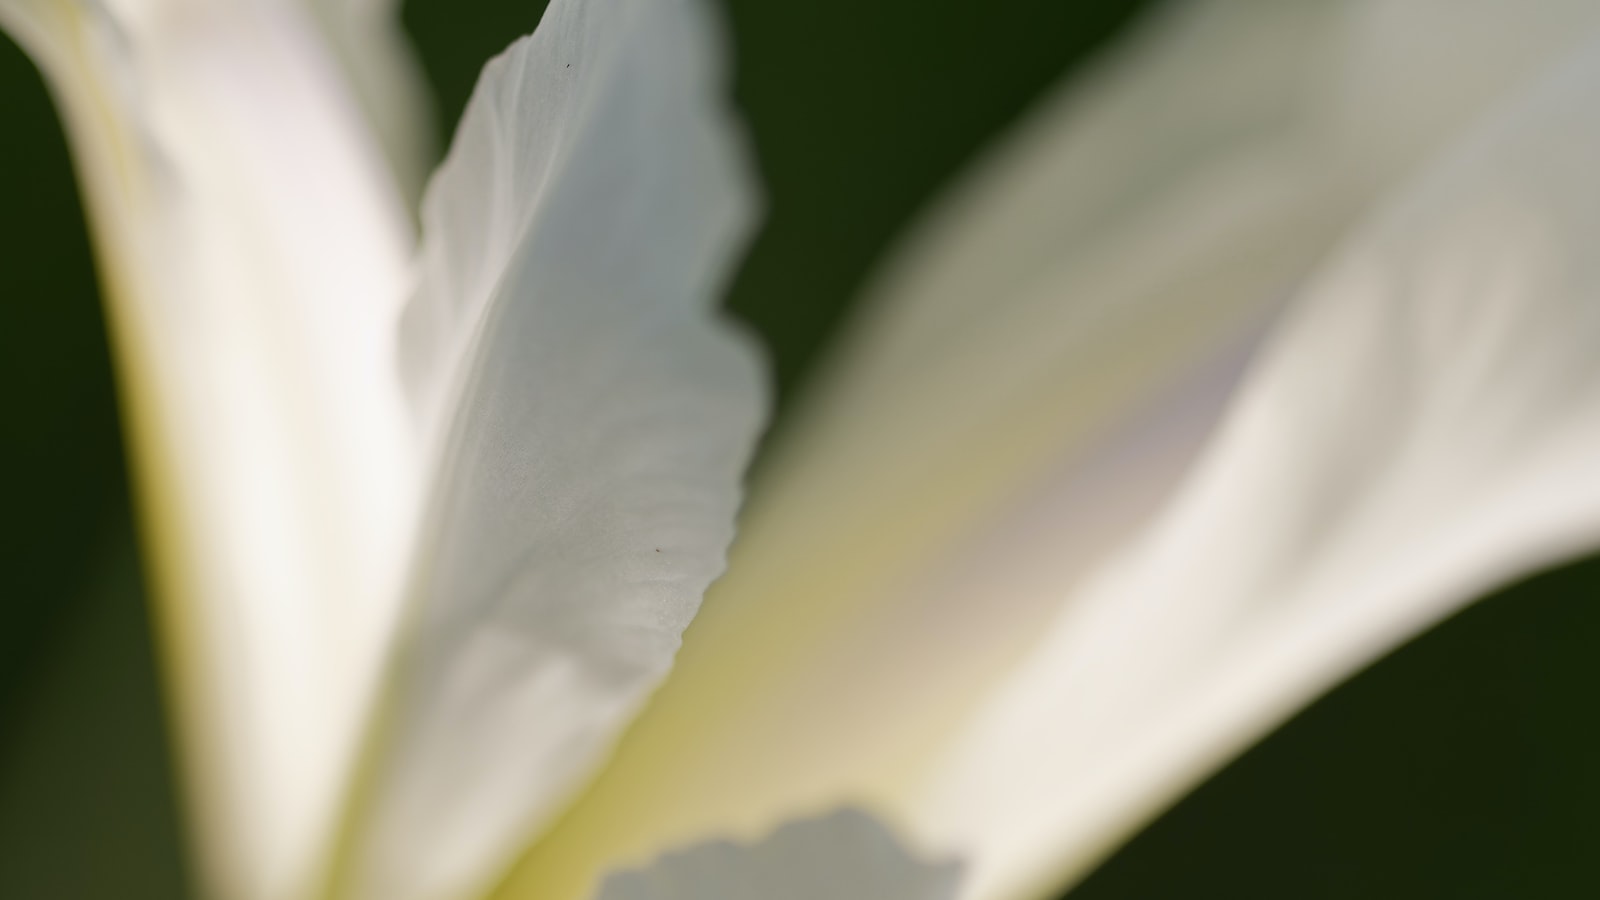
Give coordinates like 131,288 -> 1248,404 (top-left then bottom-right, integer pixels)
598,809 -> 962,900
352,0 -> 766,897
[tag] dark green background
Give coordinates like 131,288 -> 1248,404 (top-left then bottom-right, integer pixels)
2,1 -> 1597,896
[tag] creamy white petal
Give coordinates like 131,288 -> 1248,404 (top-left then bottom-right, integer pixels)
597,809 -> 963,900
486,4 -> 1600,899
925,30 -> 1600,900
302,0 -> 436,199
349,1 -> 765,898
0,2 -> 418,898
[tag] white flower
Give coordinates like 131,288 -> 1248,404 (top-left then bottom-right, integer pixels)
5,1 -> 1600,900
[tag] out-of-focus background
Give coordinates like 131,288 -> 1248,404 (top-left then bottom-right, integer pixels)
1,0 -> 1597,897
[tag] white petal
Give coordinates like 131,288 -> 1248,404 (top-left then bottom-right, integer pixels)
0,2 -> 418,898
301,0 -> 437,198
596,809 -> 963,900
483,4 -> 1600,898
924,28 -> 1600,900
350,0 -> 765,897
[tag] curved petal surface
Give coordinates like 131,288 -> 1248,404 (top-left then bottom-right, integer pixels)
927,29 -> 1600,900
351,1 -> 766,898
0,2 -> 418,897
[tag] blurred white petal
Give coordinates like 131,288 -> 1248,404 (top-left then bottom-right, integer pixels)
0,1 -> 419,897
487,3 -> 1600,898
304,0 -> 437,199
597,809 -> 962,900
350,0 -> 765,897
927,27 -> 1600,900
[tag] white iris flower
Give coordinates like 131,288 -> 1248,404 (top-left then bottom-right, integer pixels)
6,0 -> 1600,899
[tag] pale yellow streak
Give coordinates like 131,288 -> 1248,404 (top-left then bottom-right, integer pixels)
487,3 -> 1600,899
